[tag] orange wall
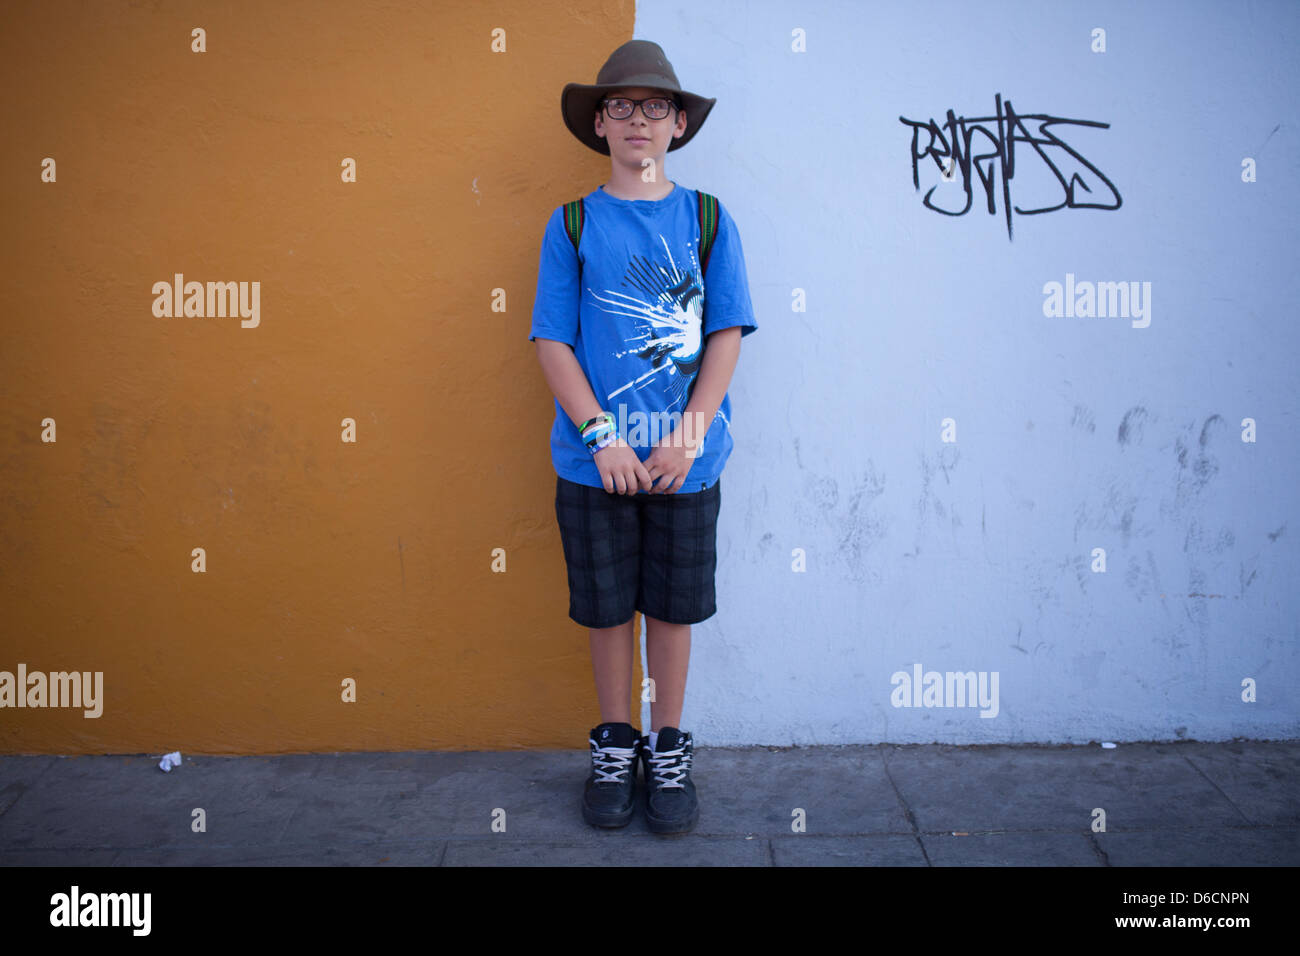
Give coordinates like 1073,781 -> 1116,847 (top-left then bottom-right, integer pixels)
0,0 -> 643,753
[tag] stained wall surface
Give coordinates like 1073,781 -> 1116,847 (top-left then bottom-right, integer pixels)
640,0 -> 1299,744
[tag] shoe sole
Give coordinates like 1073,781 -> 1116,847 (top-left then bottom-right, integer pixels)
644,806 -> 699,834
582,801 -> 635,828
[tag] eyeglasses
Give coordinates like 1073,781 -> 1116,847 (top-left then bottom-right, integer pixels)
601,96 -> 679,121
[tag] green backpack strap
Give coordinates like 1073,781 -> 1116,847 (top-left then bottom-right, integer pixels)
562,190 -> 719,275
696,191 -> 719,275
562,199 -> 584,260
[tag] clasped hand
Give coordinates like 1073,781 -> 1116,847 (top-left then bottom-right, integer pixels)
593,432 -> 698,495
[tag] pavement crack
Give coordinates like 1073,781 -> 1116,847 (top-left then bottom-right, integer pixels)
0,780 -> 28,819
1181,753 -> 1254,824
1086,831 -> 1111,866
0,756 -> 57,819
880,746 -> 932,866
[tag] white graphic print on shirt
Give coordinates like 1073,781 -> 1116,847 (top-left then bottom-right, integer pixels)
588,235 -> 706,442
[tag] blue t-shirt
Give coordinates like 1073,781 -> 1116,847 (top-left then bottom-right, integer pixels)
529,181 -> 758,494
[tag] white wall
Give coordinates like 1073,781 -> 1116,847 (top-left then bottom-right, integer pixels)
636,0 -> 1300,743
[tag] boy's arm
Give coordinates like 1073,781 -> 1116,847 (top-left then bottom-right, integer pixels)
533,338 -> 605,430
679,326 -> 743,451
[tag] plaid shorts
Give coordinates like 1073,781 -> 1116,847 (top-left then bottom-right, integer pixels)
553,475 -> 722,629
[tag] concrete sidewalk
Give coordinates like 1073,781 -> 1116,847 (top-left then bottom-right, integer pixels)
1,740 -> 1296,866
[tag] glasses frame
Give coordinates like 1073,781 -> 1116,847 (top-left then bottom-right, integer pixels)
600,96 -> 681,121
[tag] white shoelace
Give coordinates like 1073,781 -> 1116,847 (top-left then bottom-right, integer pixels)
647,745 -> 692,789
589,739 -> 637,783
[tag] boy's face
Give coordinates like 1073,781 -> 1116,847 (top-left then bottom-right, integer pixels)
593,86 -> 688,167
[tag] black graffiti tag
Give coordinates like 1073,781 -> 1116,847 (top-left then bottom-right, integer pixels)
899,93 -> 1121,240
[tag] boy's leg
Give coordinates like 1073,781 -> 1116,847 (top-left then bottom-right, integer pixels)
644,615 -> 690,731
584,615 -> 640,829
555,474 -> 641,723
640,614 -> 698,835
635,483 -> 716,835
589,617 -> 637,725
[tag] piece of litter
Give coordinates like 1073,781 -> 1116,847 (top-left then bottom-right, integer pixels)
159,751 -> 182,772
1101,742 -> 1117,749
952,831 -> 969,836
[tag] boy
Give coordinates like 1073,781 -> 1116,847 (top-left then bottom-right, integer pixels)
529,40 -> 757,834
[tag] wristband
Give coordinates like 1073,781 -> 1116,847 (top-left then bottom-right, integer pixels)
579,412 -> 613,435
589,431 -> 619,453
580,411 -> 621,454
581,417 -> 612,440
584,422 -> 615,451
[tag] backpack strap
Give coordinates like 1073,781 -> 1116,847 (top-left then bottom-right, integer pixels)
562,199 -> 584,260
562,190 -> 720,275
696,191 -> 720,275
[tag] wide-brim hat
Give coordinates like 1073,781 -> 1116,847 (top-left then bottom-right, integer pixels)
561,39 -> 716,156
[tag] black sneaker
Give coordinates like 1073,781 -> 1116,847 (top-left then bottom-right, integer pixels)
581,722 -> 641,828
639,727 -> 699,834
